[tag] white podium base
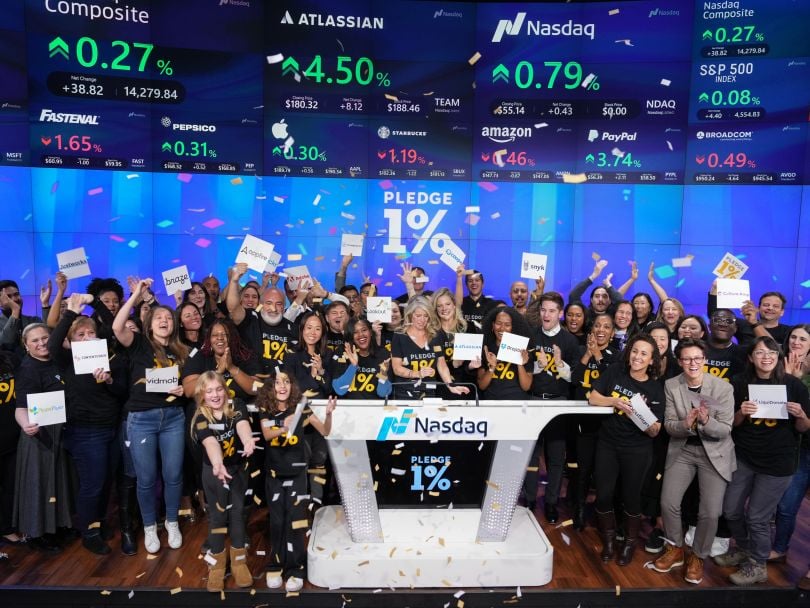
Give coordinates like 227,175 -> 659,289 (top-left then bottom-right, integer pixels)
308,506 -> 553,589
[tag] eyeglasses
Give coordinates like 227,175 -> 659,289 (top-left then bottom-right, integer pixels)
711,317 -> 736,326
752,350 -> 778,358
679,356 -> 704,364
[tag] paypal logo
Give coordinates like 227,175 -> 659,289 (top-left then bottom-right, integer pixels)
376,408 -> 413,441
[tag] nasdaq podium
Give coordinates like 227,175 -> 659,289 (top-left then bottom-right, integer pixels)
306,398 -> 610,588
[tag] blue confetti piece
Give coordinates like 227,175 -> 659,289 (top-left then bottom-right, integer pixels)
128,240 -> 139,249
675,278 -> 685,288
735,253 -> 747,260
654,265 -> 676,280
156,220 -> 174,228
298,243 -> 308,256
541,235 -> 553,245
801,280 -> 810,288
804,301 -> 810,309
772,275 -> 778,282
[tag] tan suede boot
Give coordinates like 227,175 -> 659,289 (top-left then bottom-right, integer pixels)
230,545 -> 253,588
206,549 -> 228,593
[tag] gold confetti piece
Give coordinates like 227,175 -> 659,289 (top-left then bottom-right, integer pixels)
566,462 -> 579,469
591,252 -> 601,262
429,491 -> 440,497
286,592 -> 299,598
562,172 -> 587,184
391,449 -> 402,455
399,570 -> 406,576
212,527 -> 228,534
442,579 -> 452,587
196,421 -> 208,430
178,508 -> 193,516
165,395 -> 176,403
492,503 -> 501,511
250,469 -> 261,478
49,497 -> 56,503
250,589 -> 256,596
373,481 -> 379,492
101,590 -> 112,596
88,521 -> 101,529
292,519 -> 309,530
438,537 -> 446,547
358,560 -> 370,566
615,585 -> 621,596
485,480 -> 499,490
344,448 -> 352,457
656,472 -> 662,480
215,502 -> 225,512
146,553 -> 158,560
384,94 -> 399,102
416,568 -> 421,577
170,587 -> 182,595
468,51 -> 481,65
230,177 -> 243,186
331,550 -> 338,559
458,600 -> 465,608
135,571 -> 146,578
253,495 -> 262,505
447,556 -> 452,565
175,567 -> 183,578
526,466 -> 539,472
313,475 -> 327,485
314,256 -> 325,262
557,519 -> 574,528
220,590 -> 225,601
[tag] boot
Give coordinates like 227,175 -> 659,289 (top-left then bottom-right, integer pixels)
230,545 -> 253,588
617,512 -> 643,566
206,549 -> 228,593
572,501 -> 587,531
596,510 -> 616,563
118,475 -> 139,556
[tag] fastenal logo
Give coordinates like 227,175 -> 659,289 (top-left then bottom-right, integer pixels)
481,125 -> 533,143
39,108 -> 99,125
492,12 -> 595,43
280,10 -> 384,29
377,408 -> 413,440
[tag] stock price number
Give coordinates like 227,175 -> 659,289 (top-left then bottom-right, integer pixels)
387,102 -> 420,113
284,97 -> 319,110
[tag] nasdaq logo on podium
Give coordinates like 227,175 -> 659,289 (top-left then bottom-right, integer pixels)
376,408 -> 414,441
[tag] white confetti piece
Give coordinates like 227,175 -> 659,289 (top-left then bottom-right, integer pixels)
128,590 -> 134,599
312,194 -> 321,206
534,122 -> 549,129
609,8 -> 620,15
341,212 -> 356,221
465,206 -> 480,213
666,140 -> 674,151
266,53 -> 284,64
490,212 -> 500,220
660,78 -> 671,87
273,196 -> 285,204
391,468 -> 406,476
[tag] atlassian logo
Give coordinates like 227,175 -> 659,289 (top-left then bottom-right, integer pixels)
376,408 -> 489,440
492,12 -> 595,43
280,11 -> 384,29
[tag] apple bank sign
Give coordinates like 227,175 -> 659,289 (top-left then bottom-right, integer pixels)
376,408 -> 488,441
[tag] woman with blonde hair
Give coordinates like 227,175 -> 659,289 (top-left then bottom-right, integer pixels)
656,298 -> 685,339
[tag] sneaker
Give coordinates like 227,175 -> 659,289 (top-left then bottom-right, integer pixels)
144,524 -> 160,554
645,528 -> 666,554
713,547 -> 748,568
165,521 -> 182,549
266,572 -> 283,589
651,544 -> 685,573
729,559 -> 768,586
285,576 -> 304,592
709,535 -> 730,557
684,553 -> 704,585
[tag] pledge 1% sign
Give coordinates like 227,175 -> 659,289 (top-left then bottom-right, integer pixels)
383,208 -> 451,255
410,455 -> 452,492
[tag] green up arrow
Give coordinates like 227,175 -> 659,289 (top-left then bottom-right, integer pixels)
48,36 -> 69,59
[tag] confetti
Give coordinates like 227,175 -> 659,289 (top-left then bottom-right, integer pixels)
384,94 -> 399,102
615,39 -> 634,46
49,497 -> 56,503
562,173 -> 587,184
202,218 -> 224,229
170,587 -> 182,595
468,51 -> 481,65
128,590 -> 134,599
341,212 -> 356,221
87,187 -> 104,196
195,237 -> 212,248
204,553 -> 218,565
312,194 -> 322,206
135,572 -> 146,579
609,8 -> 620,15
211,527 -> 228,534
156,219 -> 173,228
175,567 -> 183,578
358,560 -> 370,566
654,265 -> 677,280
230,177 -> 243,186
287,253 -> 302,261
176,173 -> 192,183
666,140 -> 674,151
273,195 -> 285,203
660,78 -> 671,87
266,53 -> 284,64
146,553 -> 158,560
490,212 -> 501,220
616,585 -> 621,596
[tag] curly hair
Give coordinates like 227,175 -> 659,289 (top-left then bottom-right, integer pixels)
86,277 -> 124,302
620,333 -> 662,380
201,318 -> 253,363
481,306 -> 531,354
255,369 -> 302,416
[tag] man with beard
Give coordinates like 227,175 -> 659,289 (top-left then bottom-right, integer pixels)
0,280 -> 44,354
227,264 -> 298,375
455,269 -> 500,332
510,281 -> 530,316
569,260 -> 623,323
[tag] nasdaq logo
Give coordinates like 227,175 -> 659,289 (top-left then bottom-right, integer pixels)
492,12 -> 595,42
492,12 -> 526,42
376,408 -> 413,441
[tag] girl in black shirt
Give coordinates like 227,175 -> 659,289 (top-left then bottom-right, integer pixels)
333,317 -> 392,399
475,306 -> 533,400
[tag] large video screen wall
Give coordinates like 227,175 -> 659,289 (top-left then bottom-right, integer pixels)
2,0 -> 809,321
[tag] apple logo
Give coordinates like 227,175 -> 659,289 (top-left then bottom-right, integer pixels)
271,119 -> 289,140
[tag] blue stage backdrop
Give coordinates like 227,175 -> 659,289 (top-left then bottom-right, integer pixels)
1,0 -> 809,322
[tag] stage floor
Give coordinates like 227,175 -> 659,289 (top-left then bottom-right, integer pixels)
1,492 -> 809,607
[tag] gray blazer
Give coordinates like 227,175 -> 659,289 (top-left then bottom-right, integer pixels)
664,373 -> 736,482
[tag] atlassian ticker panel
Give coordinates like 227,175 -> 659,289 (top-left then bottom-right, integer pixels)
264,0 -> 474,180
473,1 -> 693,184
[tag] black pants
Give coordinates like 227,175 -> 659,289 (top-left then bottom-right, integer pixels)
594,439 -> 652,515
265,470 -> 308,577
573,430 -> 598,505
202,462 -> 248,553
0,448 -> 17,535
524,416 -> 567,505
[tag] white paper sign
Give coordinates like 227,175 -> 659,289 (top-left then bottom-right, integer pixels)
56,247 -> 91,279
439,239 -> 466,271
235,235 -> 276,273
264,250 -> 282,273
496,332 -> 529,365
414,275 -> 430,284
161,264 -> 192,296
520,252 -> 548,280
627,393 -> 659,431
366,296 -> 392,323
749,384 -> 788,419
285,265 -> 312,290
452,333 -> 484,361
713,252 -> 749,279
71,339 -> 110,375
716,278 -> 750,309
27,390 -> 66,426
145,366 -> 179,393
283,398 -> 308,435
340,233 -> 365,257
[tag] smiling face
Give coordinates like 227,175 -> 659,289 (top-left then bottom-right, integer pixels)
150,307 -> 174,342
410,307 -> 430,332
510,282 -> 529,309
632,295 -> 651,321
326,304 -> 348,333
202,276 -> 220,301
591,315 -> 614,348
492,311 -> 512,344
24,326 -> 50,360
628,340 -> 654,375
750,344 -> 779,378
678,345 -> 705,384
788,327 -> 810,358
710,310 -> 737,342
649,328 -> 670,356
203,379 -> 227,411
661,300 -> 682,327
591,288 -> 610,313
240,286 -> 259,311
187,284 -> 207,309
564,305 -> 585,335
466,273 -> 483,298
302,315 -> 323,347
274,372 -> 292,403
758,295 -> 784,323
98,290 -> 121,316
180,304 -> 202,332
209,323 -> 228,356
540,300 -> 561,332
613,303 -> 633,330
352,320 -> 372,354
435,294 -> 455,323
678,317 -> 705,340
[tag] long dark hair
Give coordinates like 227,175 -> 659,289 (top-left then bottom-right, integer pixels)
296,311 -> 327,355
256,369 -> 302,416
183,281 -> 214,316
344,316 -> 378,357
743,335 -> 785,384
481,306 -> 531,355
143,305 -> 189,367
201,318 -> 253,363
621,333 -> 662,380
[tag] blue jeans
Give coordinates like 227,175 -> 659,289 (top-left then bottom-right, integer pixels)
126,407 -> 185,526
772,448 -> 810,554
63,424 -> 120,537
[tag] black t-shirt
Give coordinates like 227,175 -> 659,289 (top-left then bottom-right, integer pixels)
14,355 -> 66,449
236,310 -> 298,375
325,330 -> 345,355
461,296 -> 499,333
181,349 -> 260,403
332,350 -> 390,399
481,359 -> 533,400
283,350 -> 334,399
571,346 -> 619,433
731,374 -> 810,476
593,362 -> 665,448
530,327 -> 580,398
124,333 -> 182,412
391,332 -> 444,398
260,404 -> 312,478
0,356 -> 20,453
193,401 -> 250,467
704,342 -> 745,383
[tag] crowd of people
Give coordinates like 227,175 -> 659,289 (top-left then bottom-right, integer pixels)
0,253 -> 808,592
